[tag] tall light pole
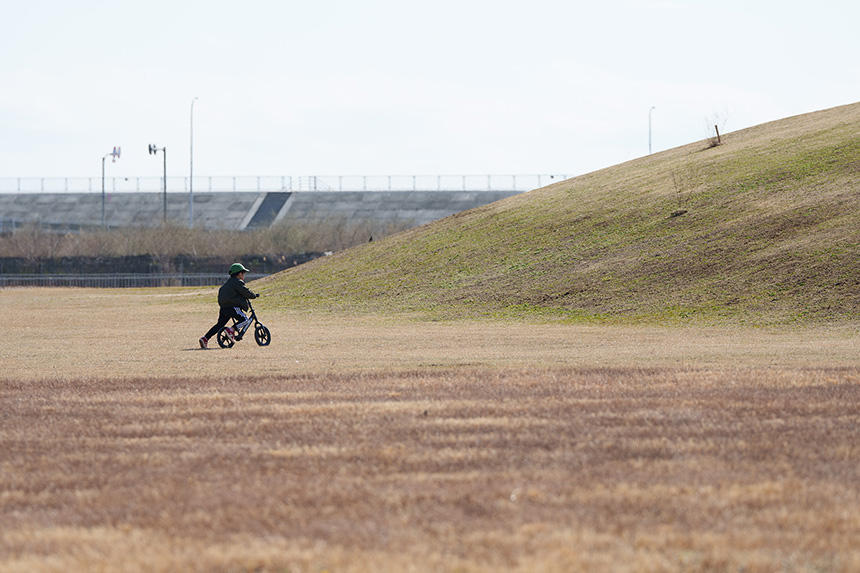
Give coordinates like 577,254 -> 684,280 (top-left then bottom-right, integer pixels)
189,96 -> 198,228
648,106 -> 656,155
101,146 -> 121,228
149,144 -> 167,224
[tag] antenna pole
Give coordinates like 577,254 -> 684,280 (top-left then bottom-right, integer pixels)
163,147 -> 168,224
190,97 -> 198,228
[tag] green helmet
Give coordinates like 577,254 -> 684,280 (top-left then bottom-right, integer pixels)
229,263 -> 250,275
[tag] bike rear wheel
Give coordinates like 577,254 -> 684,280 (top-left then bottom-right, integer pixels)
217,328 -> 235,348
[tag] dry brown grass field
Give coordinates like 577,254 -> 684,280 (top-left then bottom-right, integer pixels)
2,288 -> 859,572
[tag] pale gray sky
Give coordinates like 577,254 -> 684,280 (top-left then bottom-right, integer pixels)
1,0 -> 857,179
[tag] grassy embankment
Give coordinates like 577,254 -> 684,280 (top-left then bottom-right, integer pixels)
257,102 -> 859,325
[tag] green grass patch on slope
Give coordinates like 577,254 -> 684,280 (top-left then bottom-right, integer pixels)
257,102 -> 860,325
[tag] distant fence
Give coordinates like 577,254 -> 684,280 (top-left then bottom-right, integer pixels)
0,174 -> 570,194
0,273 -> 268,288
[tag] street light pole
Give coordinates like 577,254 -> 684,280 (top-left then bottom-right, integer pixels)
648,106 -> 656,155
189,96 -> 198,228
149,144 -> 167,224
101,146 -> 121,228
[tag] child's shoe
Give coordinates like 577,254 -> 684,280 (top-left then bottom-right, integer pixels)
225,327 -> 236,341
199,336 -> 208,349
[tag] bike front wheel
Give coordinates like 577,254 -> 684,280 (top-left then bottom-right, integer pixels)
254,324 -> 271,346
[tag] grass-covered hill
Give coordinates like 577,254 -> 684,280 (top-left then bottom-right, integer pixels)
257,102 -> 859,324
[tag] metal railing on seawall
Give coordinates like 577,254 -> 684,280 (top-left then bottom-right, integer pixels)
0,273 -> 268,288
0,174 -> 571,194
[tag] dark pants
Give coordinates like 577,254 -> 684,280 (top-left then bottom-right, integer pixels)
203,306 -> 246,340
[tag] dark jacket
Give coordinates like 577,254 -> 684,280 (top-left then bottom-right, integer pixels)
218,275 -> 257,310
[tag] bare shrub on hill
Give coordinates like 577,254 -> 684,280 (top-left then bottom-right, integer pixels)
703,110 -> 729,149
670,163 -> 699,216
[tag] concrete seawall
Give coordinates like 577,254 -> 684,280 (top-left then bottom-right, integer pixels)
0,190 -> 522,231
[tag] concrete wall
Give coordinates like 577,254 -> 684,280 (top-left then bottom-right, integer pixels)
0,190 -> 521,231
0,192 -> 259,230
275,191 -> 519,228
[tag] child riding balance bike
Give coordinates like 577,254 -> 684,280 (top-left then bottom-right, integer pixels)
199,263 -> 270,349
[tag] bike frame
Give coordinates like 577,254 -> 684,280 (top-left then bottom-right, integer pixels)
231,300 -> 259,340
